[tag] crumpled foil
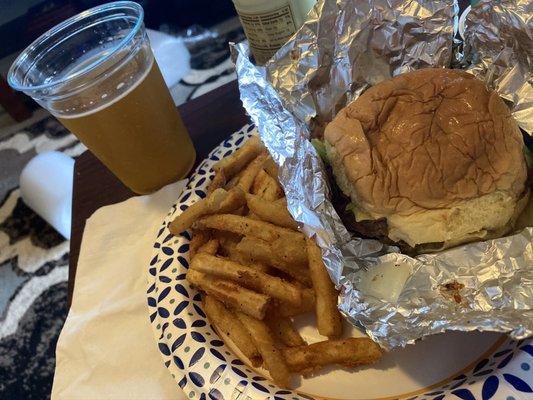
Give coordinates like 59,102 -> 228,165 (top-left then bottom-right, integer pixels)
231,0 -> 533,349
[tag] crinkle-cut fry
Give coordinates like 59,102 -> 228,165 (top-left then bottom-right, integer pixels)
236,312 -> 291,388
252,169 -> 283,201
191,253 -> 302,306
169,188 -> 245,235
186,270 -> 270,319
236,237 -> 311,286
213,135 -> 264,179
189,230 -> 211,258
203,296 -> 262,367
306,237 -> 343,338
278,289 -> 316,317
197,238 -> 219,255
282,338 -> 382,373
237,153 -> 269,193
263,157 -> 279,180
208,169 -> 226,194
265,314 -> 306,347
245,193 -> 298,230
194,213 -> 304,244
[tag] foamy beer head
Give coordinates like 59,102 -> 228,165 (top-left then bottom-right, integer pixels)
9,2 -> 151,117
9,2 -> 196,193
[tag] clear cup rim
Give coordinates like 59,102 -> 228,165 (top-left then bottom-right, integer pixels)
7,1 -> 144,93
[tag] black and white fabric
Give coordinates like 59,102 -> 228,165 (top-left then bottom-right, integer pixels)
0,25 -> 244,399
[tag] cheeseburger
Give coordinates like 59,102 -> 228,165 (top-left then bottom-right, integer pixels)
323,68 -> 530,252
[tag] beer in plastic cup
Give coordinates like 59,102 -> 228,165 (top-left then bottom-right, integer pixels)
8,1 -> 196,194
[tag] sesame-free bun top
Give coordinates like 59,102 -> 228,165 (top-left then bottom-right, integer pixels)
324,68 -> 528,248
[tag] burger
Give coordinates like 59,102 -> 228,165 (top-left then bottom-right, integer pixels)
321,68 -> 530,253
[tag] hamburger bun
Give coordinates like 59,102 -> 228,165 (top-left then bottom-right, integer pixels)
324,68 -> 529,250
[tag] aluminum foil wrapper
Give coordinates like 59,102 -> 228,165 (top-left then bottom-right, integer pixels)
231,0 -> 533,349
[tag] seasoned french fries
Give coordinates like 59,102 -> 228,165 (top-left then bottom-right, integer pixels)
306,237 -> 343,338
189,230 -> 210,258
196,238 -> 219,255
207,169 -> 226,194
245,193 -> 298,230
266,314 -> 306,347
278,289 -> 316,317
237,153 -> 269,192
178,135 -> 383,390
213,135 -> 264,179
283,338 -> 382,372
252,169 -> 283,201
236,236 -> 311,286
186,270 -> 270,319
170,188 -> 245,234
203,296 -> 262,367
263,156 -> 279,179
236,312 -> 291,388
194,213 -> 304,244
191,253 -> 302,306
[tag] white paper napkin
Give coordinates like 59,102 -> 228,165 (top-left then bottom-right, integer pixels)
52,181 -> 187,400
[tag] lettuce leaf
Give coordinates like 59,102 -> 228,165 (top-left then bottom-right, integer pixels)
345,202 -> 357,213
311,138 -> 329,165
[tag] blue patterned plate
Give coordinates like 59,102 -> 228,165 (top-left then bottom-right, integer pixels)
147,124 -> 532,400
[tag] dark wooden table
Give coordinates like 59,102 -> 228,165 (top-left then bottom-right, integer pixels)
68,79 -> 249,303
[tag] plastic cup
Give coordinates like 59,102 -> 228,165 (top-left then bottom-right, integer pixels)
8,1 -> 196,194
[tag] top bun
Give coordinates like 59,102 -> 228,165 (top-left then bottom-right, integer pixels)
324,68 -> 528,248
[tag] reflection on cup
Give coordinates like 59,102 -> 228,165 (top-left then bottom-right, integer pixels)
8,1 -> 196,194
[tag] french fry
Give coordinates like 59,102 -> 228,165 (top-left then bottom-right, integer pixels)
251,169 -> 269,195
219,239 -> 272,274
265,314 -> 306,347
306,238 -> 343,338
236,312 -> 291,388
278,289 -> 316,317
186,270 -> 270,320
191,254 -> 302,306
274,237 -> 308,268
237,153 -> 269,192
218,237 -> 272,273
245,193 -> 298,230
194,214 -> 304,244
169,188 -> 246,235
170,196 -> 211,235
189,230 -> 211,258
197,238 -> 219,255
208,169 -> 226,194
263,157 -> 279,180
213,136 -> 264,179
283,338 -> 382,372
252,169 -> 283,201
236,237 -> 311,286
203,296 -> 262,367
224,173 -> 241,190
216,188 -> 247,214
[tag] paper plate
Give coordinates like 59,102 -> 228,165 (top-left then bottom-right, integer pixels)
147,124 -> 533,400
